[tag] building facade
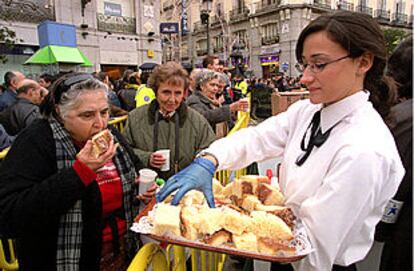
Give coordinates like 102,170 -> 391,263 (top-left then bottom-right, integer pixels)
0,0 -> 162,80
161,0 -> 413,78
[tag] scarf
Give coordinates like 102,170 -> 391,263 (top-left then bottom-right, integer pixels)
49,118 -> 138,271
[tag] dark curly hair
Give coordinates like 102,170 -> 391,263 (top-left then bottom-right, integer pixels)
386,36 -> 412,100
296,11 -> 398,124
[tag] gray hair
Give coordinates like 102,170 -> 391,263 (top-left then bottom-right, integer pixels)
195,69 -> 220,90
58,78 -> 108,119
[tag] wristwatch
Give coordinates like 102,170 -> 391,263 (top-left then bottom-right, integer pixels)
196,151 -> 219,167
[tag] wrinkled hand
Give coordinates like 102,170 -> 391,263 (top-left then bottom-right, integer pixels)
137,184 -> 157,205
76,139 -> 118,171
230,99 -> 249,113
156,157 -> 216,208
149,152 -> 166,169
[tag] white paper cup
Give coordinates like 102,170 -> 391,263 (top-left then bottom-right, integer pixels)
156,149 -> 170,171
138,169 -> 157,196
240,97 -> 250,112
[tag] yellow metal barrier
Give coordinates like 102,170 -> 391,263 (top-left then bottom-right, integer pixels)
215,111 -> 250,186
0,147 -> 9,161
0,239 -> 18,271
127,242 -> 168,271
108,115 -> 128,133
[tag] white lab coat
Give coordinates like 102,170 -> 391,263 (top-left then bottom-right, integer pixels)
206,91 -> 404,271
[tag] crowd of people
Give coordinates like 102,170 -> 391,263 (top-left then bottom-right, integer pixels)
0,10 -> 411,271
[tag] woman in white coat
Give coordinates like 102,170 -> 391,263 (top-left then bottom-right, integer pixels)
157,11 -> 404,271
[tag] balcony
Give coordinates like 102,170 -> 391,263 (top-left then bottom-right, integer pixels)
391,13 -> 408,25
210,15 -> 226,26
312,0 -> 331,10
196,48 -> 208,56
194,22 -> 207,32
97,13 -> 136,34
256,0 -> 281,14
230,6 -> 249,22
337,1 -> 354,11
355,5 -> 373,15
374,9 -> 390,21
213,46 -> 224,53
261,36 -> 280,45
0,0 -> 54,23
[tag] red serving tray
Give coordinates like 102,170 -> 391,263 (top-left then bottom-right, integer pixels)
134,198 -> 308,263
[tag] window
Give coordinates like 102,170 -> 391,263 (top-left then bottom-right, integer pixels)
233,30 -> 247,45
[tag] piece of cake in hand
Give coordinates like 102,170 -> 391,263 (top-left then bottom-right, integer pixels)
256,183 -> 285,206
153,203 -> 182,237
232,232 -> 258,253
250,211 -> 293,241
91,129 -> 112,158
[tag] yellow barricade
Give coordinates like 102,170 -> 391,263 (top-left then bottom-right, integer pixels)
215,111 -> 250,185
0,147 -> 9,161
108,115 -> 128,133
0,239 -> 18,271
127,242 -> 168,271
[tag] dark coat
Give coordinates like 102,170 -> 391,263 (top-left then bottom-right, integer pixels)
376,99 -> 412,271
0,89 -> 17,112
0,97 -> 40,135
186,91 -> 232,130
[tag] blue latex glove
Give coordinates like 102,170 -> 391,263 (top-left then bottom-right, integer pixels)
156,157 -> 216,208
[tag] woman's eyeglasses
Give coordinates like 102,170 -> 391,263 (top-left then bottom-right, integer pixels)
297,55 -> 350,74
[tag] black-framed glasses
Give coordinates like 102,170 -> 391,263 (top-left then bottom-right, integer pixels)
54,74 -> 93,104
297,55 -> 350,74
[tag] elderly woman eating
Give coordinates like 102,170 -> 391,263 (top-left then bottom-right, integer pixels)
123,62 -> 216,181
0,72 -> 144,271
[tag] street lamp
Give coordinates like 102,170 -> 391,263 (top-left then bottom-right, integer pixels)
230,41 -> 245,76
200,0 -> 213,55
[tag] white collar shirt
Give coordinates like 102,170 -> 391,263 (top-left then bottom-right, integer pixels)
206,91 -> 404,271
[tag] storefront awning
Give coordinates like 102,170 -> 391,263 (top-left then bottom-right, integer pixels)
260,55 -> 279,67
261,61 -> 279,67
24,45 -> 93,66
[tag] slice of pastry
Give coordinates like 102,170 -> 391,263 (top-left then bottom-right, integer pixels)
249,211 -> 293,241
256,183 -> 285,206
180,205 -> 201,240
222,206 -> 252,235
197,208 -> 223,235
153,203 -> 182,237
240,194 -> 262,213
203,230 -> 231,246
257,237 -> 296,256
232,232 -> 258,253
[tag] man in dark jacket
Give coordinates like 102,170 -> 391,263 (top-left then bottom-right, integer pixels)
0,79 -> 42,135
375,36 -> 412,271
0,71 -> 25,112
